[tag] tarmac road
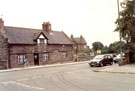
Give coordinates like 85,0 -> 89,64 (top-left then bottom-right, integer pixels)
0,62 -> 135,91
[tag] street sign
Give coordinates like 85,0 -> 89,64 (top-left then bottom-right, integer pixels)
97,50 -> 101,54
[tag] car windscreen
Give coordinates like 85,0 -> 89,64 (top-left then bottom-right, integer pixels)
94,55 -> 104,59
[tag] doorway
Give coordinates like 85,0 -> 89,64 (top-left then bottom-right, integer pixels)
34,53 -> 39,65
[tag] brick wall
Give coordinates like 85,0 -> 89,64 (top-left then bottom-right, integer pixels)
77,56 -> 92,61
9,44 -> 73,68
0,33 -> 9,69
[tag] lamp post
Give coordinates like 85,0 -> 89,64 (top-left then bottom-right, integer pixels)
117,0 -> 123,61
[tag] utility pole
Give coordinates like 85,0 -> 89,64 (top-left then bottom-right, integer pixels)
117,0 -> 123,61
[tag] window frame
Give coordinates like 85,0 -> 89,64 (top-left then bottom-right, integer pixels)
37,34 -> 47,44
42,53 -> 49,61
61,52 -> 67,58
40,39 -> 45,44
17,54 -> 26,64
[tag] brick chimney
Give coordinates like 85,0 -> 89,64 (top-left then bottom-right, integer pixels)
71,34 -> 76,44
0,18 -> 4,34
42,22 -> 51,32
71,34 -> 74,41
80,35 -> 83,51
80,35 -> 83,44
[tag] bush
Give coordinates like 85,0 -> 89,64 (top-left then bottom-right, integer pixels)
78,53 -> 88,57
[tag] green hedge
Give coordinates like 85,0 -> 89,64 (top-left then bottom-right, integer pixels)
78,53 -> 88,57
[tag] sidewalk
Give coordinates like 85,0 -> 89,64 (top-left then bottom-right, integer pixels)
93,64 -> 135,74
0,61 -> 88,73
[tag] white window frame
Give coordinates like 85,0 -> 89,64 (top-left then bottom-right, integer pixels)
37,34 -> 47,44
40,39 -> 45,44
61,52 -> 67,58
17,54 -> 25,64
43,53 -> 49,61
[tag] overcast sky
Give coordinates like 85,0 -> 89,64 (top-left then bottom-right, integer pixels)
0,0 -> 124,47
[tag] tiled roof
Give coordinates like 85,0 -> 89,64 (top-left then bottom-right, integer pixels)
4,26 -> 73,45
74,37 -> 87,44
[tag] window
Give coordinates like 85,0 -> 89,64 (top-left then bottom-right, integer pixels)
37,39 -> 47,44
43,53 -> 49,61
61,52 -> 67,58
62,45 -> 65,47
108,55 -> 111,58
37,34 -> 47,44
84,45 -> 87,49
40,39 -> 45,43
17,54 -> 25,64
104,55 -> 108,59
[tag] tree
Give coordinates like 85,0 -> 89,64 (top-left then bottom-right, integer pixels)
101,46 -> 109,54
108,41 -> 126,53
92,42 -> 104,51
115,0 -> 135,52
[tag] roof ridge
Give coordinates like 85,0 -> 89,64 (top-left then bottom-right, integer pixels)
5,26 -> 42,31
50,30 -> 61,33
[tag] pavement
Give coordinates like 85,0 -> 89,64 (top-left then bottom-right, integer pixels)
0,61 -> 89,73
1,61 -> 135,74
93,63 -> 135,74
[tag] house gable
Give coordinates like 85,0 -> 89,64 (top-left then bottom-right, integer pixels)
34,32 -> 48,40
37,33 -> 48,44
39,34 -> 45,39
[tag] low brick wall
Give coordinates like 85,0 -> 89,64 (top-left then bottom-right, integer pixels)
77,56 -> 93,61
118,60 -> 128,66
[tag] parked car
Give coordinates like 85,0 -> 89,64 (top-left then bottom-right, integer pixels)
113,54 -> 125,63
88,55 -> 113,67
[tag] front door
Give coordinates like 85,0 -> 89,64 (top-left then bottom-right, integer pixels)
34,53 -> 39,65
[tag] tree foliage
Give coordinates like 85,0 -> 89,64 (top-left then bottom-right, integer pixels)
92,42 -> 104,51
101,46 -> 109,54
115,0 -> 135,52
91,41 -> 126,54
108,41 -> 126,53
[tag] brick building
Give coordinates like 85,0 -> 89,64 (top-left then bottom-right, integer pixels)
0,19 -> 74,69
71,34 -> 89,54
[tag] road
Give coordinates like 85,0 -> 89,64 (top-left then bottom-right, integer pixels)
0,62 -> 135,91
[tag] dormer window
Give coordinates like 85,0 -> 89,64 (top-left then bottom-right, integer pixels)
40,39 -> 45,43
37,38 -> 47,44
37,33 -> 47,44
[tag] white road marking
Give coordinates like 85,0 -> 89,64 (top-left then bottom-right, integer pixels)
17,78 -> 29,82
1,81 -> 44,90
1,81 -> 14,85
12,81 -> 44,90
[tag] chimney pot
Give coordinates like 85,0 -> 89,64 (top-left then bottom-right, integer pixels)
0,18 -> 4,34
42,21 -> 51,32
80,35 -> 83,43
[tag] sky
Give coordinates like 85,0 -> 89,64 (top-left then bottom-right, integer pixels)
0,0 -> 124,47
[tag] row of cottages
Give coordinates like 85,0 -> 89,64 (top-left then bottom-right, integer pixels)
0,18 -> 89,69
71,34 -> 89,54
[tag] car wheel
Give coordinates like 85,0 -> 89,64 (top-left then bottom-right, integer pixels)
90,65 -> 93,67
114,60 -> 117,63
100,63 -> 103,67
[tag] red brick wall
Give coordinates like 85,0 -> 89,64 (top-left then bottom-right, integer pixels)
77,56 -> 92,61
9,44 -> 73,68
0,34 -> 9,69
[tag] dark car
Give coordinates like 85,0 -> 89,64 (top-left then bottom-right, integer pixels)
88,55 -> 113,67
